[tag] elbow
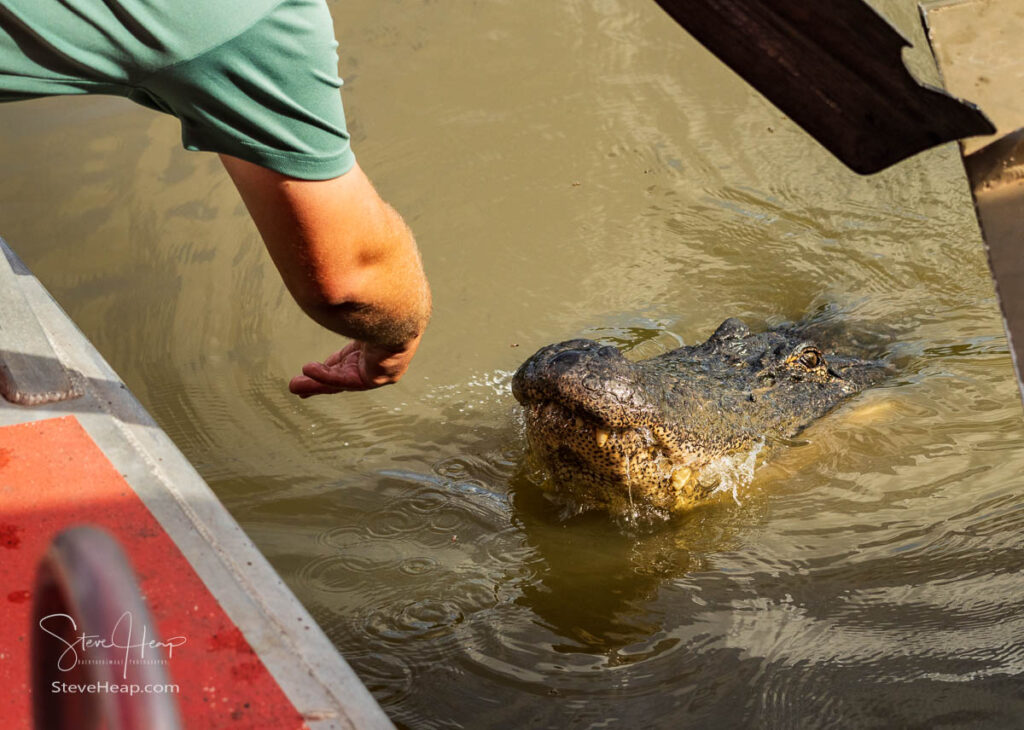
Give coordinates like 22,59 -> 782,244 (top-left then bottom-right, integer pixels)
291,276 -> 368,321
283,255 -> 431,346
293,293 -> 372,341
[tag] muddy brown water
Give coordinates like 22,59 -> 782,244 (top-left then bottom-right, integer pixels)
3,0 -> 1024,727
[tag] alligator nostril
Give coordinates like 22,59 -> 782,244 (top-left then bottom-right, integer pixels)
550,351 -> 582,368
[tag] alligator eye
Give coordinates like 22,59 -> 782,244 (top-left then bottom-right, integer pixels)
798,349 -> 822,369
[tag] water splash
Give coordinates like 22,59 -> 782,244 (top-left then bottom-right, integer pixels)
700,438 -> 766,505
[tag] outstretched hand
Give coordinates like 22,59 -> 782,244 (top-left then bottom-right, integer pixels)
289,337 -> 421,397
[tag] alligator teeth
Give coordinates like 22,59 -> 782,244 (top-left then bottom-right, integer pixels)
595,428 -> 610,447
671,467 -> 693,490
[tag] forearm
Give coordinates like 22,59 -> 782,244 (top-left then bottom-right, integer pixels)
220,155 -> 431,350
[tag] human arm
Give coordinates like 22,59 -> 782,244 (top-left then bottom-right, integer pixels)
219,155 -> 431,395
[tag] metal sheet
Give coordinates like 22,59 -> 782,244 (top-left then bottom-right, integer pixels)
922,0 -> 1024,405
0,242 -> 80,405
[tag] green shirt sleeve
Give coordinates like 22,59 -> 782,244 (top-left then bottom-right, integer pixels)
134,0 -> 356,180
0,0 -> 356,181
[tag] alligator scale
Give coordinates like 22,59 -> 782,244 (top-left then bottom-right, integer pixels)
512,318 -> 888,517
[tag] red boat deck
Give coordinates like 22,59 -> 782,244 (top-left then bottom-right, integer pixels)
1,416 -> 306,728
0,237 -> 392,729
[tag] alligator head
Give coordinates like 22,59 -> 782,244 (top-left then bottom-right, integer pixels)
511,318 -> 889,518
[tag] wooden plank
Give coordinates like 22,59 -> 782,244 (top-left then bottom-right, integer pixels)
651,0 -> 994,173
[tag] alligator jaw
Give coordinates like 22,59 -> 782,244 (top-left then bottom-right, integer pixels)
520,399 -> 711,516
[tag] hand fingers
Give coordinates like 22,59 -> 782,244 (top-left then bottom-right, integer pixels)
323,344 -> 357,368
301,361 -> 368,389
290,340 -> 403,397
288,375 -> 345,397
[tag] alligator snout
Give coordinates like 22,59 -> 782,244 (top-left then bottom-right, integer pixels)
512,340 -> 658,429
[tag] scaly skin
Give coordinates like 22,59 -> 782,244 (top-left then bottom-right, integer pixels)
512,318 -> 889,517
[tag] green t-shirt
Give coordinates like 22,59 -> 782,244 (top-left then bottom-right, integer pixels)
0,0 -> 355,179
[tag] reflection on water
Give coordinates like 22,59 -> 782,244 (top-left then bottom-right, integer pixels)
2,0 -> 1024,727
